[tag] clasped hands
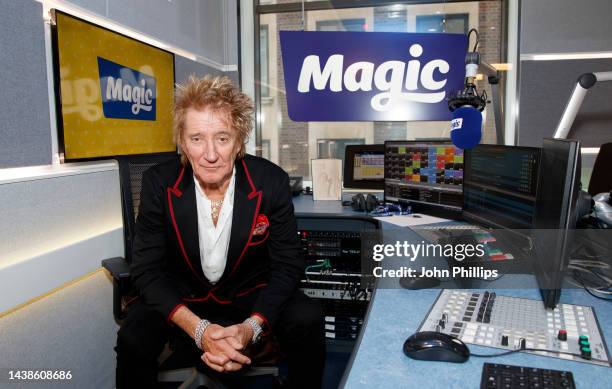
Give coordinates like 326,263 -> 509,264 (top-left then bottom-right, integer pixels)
200,322 -> 255,372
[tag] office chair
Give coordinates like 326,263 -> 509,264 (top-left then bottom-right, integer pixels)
103,153 -> 178,321
588,142 -> 612,196
101,153 -> 279,388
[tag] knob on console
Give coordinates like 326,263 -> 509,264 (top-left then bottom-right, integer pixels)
557,329 -> 567,341
501,335 -> 509,346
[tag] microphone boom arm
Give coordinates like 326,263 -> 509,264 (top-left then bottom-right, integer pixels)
553,71 -> 612,139
487,66 -> 503,145
466,52 -> 504,144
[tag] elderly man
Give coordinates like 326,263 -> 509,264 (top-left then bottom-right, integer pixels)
115,75 -> 325,388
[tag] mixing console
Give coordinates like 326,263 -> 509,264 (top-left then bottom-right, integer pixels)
419,290 -> 610,367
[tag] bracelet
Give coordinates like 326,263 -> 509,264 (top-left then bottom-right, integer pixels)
244,317 -> 263,344
194,319 -> 211,350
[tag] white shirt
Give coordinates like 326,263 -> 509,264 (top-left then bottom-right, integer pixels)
193,168 -> 235,284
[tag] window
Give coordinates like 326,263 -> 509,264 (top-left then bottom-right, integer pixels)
255,1 -> 505,180
416,13 -> 469,34
317,138 -> 365,171
316,18 -> 366,32
261,139 -> 271,160
259,25 -> 269,97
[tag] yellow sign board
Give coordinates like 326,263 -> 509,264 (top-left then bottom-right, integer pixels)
55,11 -> 175,159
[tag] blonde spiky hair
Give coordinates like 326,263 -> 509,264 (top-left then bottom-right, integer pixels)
173,75 -> 254,164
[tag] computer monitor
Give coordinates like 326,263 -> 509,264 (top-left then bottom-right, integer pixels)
463,145 -> 540,230
343,145 -> 385,190
384,141 -> 463,212
52,10 -> 175,160
532,138 -> 581,308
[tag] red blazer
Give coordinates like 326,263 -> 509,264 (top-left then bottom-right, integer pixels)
130,154 -> 304,328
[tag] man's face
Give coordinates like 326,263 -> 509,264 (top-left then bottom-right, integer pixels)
182,107 -> 239,188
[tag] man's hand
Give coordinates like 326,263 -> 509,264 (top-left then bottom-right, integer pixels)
168,306 -> 251,373
209,323 -> 255,350
200,324 -> 251,372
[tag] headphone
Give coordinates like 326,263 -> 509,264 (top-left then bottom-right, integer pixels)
350,193 -> 380,212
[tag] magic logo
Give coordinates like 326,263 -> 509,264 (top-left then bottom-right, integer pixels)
297,43 -> 449,112
97,57 -> 156,120
280,31 -> 466,122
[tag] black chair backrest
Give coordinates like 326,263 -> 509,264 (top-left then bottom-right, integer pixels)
588,143 -> 612,196
117,153 -> 179,263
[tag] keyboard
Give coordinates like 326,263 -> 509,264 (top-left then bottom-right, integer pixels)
480,363 -> 575,389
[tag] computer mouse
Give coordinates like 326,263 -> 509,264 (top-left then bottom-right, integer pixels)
399,274 -> 441,290
403,331 -> 469,363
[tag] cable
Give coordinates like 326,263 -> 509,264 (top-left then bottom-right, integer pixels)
304,259 -> 332,283
570,258 -> 610,269
582,286 -> 612,302
571,268 -> 612,301
304,259 -> 331,273
471,346 -> 608,364
467,28 -> 480,52
470,349 -> 519,358
567,257 -> 612,301
568,266 -> 612,284
569,266 -> 612,289
570,260 -> 611,272
570,239 -> 611,262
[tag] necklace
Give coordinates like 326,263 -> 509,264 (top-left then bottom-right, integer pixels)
211,199 -> 224,225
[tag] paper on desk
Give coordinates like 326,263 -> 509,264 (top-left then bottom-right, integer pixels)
374,214 -> 450,227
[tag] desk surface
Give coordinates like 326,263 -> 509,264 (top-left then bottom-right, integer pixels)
342,287 -> 612,388
290,196 -> 612,388
293,195 -> 353,216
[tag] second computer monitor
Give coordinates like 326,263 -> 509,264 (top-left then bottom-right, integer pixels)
344,144 -> 385,190
384,141 -> 464,212
532,138 -> 581,308
463,145 -> 540,229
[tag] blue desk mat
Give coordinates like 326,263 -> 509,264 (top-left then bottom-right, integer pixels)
342,284 -> 612,388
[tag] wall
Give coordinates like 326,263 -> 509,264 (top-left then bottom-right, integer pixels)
519,0 -> 612,55
0,271 -> 117,389
518,58 -> 612,147
0,162 -> 123,388
517,0 -> 612,147
0,162 -> 123,312
63,0 -> 238,69
0,0 -> 51,168
175,55 -> 239,85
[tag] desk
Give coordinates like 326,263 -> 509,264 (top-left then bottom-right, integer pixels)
290,196 -> 612,388
341,286 -> 612,388
293,195 -> 356,216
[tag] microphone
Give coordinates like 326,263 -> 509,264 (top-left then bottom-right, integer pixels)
450,106 -> 482,149
448,50 -> 487,150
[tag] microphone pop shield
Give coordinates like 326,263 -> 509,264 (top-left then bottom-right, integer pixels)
450,106 -> 482,150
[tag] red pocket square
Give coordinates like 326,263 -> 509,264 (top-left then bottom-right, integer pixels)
253,214 -> 269,236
